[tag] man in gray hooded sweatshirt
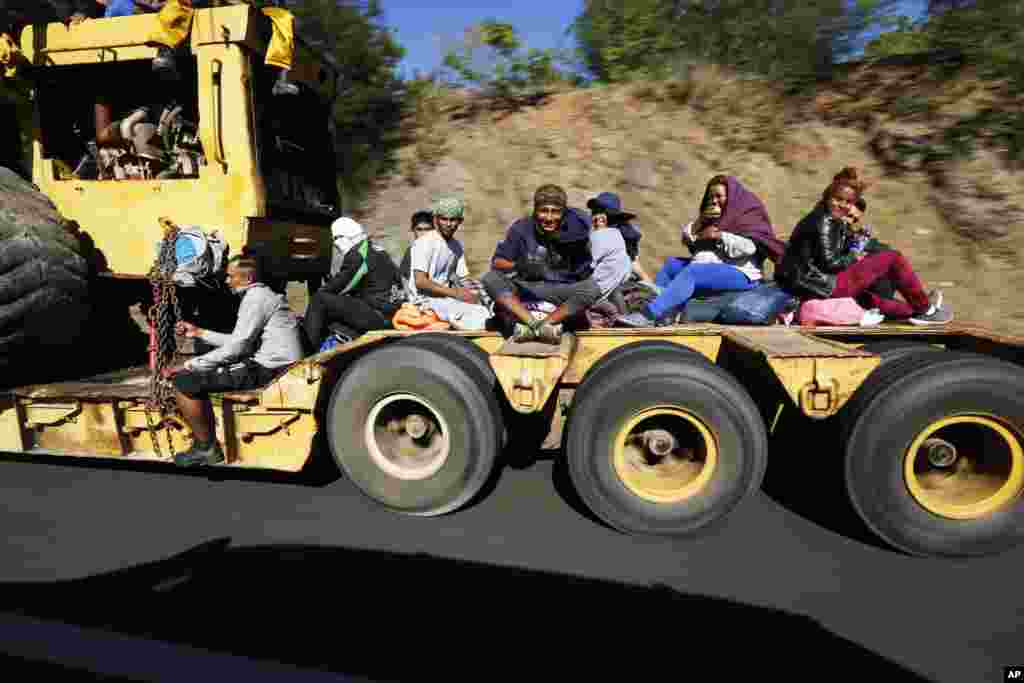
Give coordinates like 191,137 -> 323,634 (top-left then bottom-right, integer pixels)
171,254 -> 303,467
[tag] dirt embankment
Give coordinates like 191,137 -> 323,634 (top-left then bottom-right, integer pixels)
355,63 -> 1024,335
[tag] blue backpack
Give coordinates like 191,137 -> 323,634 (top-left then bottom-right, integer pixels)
680,282 -> 798,325
717,282 -> 799,325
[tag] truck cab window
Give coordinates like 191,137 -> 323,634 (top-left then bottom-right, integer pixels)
36,58 -> 204,182
251,60 -> 339,220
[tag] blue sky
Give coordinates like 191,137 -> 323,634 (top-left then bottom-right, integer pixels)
378,0 -> 586,79
380,0 -> 928,79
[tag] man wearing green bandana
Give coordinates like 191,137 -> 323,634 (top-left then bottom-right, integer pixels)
405,196 -> 491,331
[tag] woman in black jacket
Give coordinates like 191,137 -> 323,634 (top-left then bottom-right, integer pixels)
778,167 -> 951,325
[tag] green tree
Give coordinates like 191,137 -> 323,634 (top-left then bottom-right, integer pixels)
863,16 -> 934,58
926,0 -> 1024,78
865,0 -> 1024,82
287,0 -> 406,211
442,20 -> 566,99
570,0 -> 904,84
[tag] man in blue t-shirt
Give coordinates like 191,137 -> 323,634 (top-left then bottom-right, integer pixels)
482,184 -> 601,343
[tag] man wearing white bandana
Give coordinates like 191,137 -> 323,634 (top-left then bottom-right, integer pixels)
303,216 -> 405,348
405,197 -> 491,331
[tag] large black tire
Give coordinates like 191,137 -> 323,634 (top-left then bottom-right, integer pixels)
859,340 -> 945,365
565,349 -> 768,536
833,340 -> 947,430
0,167 -> 91,387
326,344 -> 501,516
573,340 -> 705,404
843,353 -> 1024,557
397,333 -> 507,447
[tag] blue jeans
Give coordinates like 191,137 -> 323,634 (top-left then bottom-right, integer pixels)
650,258 -> 755,318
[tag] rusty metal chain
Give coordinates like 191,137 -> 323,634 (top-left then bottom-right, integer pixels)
144,218 -> 185,461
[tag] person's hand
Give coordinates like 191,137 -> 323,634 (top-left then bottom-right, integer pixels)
516,258 -> 547,281
68,13 -> 88,26
696,222 -> 721,241
157,105 -> 183,138
175,321 -> 201,338
454,288 -> 480,304
681,221 -> 699,245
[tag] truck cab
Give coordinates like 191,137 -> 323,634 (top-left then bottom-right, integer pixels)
20,3 -> 340,285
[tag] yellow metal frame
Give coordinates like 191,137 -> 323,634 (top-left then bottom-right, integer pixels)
489,334 -> 578,414
612,406 -> 718,504
0,324 -> 1022,473
21,5 -> 335,280
904,415 -> 1024,520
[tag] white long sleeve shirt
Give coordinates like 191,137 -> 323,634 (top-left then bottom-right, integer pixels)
681,222 -> 763,281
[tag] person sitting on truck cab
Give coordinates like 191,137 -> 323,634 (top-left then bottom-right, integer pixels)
481,184 -> 598,343
150,0 -> 299,96
404,197 -> 491,331
777,166 -> 952,325
303,217 -> 406,349
171,255 -> 304,467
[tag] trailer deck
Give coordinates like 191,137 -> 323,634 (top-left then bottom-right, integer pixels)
2,321 -> 1019,469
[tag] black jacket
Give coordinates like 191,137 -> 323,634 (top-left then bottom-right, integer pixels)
322,241 -> 404,313
777,204 -> 858,299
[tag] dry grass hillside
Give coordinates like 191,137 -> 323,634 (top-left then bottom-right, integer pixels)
352,62 -> 1024,335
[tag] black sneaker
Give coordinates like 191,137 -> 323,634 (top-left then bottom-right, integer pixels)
174,440 -> 225,468
908,289 -> 951,325
910,305 -> 953,326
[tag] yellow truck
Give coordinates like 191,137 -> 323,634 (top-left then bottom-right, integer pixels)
22,4 -> 340,282
0,3 -> 338,382
2,6 -> 1023,561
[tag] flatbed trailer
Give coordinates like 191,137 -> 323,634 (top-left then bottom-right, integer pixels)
3,322 -> 1023,559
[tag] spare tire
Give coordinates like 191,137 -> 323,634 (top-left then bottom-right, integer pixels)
0,166 -> 91,387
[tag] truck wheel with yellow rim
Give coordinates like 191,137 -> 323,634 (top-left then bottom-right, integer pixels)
842,353 -> 1024,557
398,333 -> 507,448
327,343 -> 502,517
565,349 -> 768,536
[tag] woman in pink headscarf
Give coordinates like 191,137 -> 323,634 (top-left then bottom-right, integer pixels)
618,175 -> 785,327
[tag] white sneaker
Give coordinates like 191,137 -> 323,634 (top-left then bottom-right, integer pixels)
910,306 -> 953,325
860,309 -> 885,327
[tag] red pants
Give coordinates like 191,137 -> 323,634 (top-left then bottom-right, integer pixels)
832,251 -> 928,319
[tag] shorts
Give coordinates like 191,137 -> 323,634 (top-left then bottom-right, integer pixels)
172,361 -> 282,399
